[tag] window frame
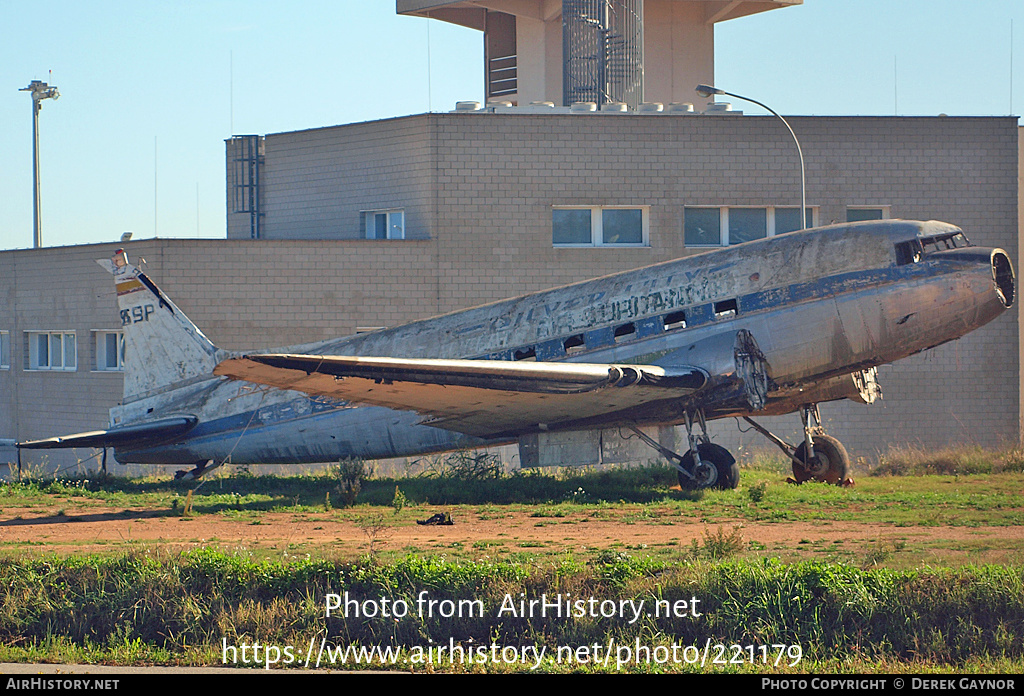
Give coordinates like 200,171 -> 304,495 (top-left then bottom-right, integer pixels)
0,331 -> 9,370
684,205 -> 819,247
92,330 -> 126,372
26,331 -> 77,372
362,209 -> 405,240
846,206 -> 891,223
552,205 -> 650,248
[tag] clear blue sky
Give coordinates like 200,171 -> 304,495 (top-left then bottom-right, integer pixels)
1,0 -> 1022,250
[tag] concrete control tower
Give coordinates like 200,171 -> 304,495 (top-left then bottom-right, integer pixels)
397,0 -> 800,108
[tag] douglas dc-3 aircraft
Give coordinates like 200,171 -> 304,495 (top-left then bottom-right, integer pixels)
18,219 -> 1015,489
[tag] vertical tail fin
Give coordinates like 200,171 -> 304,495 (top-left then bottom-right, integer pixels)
97,250 -> 220,402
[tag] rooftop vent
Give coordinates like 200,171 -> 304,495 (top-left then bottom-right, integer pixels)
455,101 -> 483,111
705,102 -> 741,115
638,102 -> 663,112
668,102 -> 694,113
570,101 -> 597,112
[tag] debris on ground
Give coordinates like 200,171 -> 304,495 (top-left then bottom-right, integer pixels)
417,513 -> 454,526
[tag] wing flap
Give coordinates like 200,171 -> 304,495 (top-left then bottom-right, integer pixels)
214,354 -> 706,438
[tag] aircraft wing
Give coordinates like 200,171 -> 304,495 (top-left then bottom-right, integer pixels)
17,416 -> 198,450
214,354 -> 706,438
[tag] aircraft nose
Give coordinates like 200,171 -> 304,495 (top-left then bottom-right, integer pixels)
992,249 -> 1015,308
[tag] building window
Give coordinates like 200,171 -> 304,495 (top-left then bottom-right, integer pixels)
684,206 -> 817,247
0,331 -> 8,370
728,208 -> 767,245
552,206 -> 648,246
27,331 -> 76,371
363,209 -> 405,239
94,330 -> 125,371
774,207 -> 815,234
847,206 -> 890,222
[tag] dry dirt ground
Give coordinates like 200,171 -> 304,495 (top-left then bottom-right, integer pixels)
2,497 -> 1023,564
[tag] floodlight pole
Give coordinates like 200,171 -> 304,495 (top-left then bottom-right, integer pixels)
696,84 -> 806,229
20,80 -> 60,248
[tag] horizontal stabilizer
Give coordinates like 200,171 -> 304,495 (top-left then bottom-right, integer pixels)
17,416 -> 198,450
214,354 -> 706,438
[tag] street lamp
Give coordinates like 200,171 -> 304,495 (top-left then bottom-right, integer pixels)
20,80 -> 60,248
696,84 -> 806,230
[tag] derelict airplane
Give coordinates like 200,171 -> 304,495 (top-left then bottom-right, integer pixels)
18,219 -> 1015,489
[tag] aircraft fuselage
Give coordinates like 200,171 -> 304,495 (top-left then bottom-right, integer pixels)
111,220 -> 1014,466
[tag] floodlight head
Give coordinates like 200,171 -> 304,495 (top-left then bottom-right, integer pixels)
695,84 -> 722,99
20,80 -> 59,104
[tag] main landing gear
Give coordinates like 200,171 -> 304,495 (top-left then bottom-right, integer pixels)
631,402 -> 852,490
742,404 -> 853,486
628,411 -> 739,491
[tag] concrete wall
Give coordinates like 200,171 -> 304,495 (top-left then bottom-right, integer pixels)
644,0 -> 715,106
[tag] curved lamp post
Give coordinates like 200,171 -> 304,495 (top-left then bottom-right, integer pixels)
696,84 -> 806,230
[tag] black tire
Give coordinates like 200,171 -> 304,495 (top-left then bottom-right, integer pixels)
677,443 -> 739,490
792,434 -> 849,485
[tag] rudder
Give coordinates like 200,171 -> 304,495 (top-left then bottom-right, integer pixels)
97,250 -> 220,402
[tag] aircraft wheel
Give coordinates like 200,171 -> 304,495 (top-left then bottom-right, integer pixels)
677,443 -> 739,490
792,435 -> 849,485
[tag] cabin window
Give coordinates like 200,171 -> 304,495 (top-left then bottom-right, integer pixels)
563,334 -> 585,355
0,331 -> 8,369
663,311 -> 687,331
513,347 -> 536,361
613,322 -> 636,343
846,206 -> 889,222
93,330 -> 125,371
362,209 -> 405,239
685,206 -> 819,246
552,206 -> 649,247
27,331 -> 76,371
713,299 -> 738,320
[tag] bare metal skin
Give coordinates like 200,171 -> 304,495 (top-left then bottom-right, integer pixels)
19,219 -> 1014,488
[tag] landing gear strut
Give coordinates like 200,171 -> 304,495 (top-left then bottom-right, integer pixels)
628,411 -> 739,491
742,403 -> 853,486
174,459 -> 222,480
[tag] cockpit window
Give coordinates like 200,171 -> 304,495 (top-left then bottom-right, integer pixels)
920,231 -> 971,252
895,239 -> 923,266
895,231 -> 971,265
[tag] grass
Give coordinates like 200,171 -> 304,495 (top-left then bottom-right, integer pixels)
2,445 -> 1024,671
871,443 -> 1024,476
4,451 -> 1024,568
0,550 -> 1021,672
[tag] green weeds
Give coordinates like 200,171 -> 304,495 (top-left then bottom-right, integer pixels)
0,551 -> 1022,672
689,525 -> 746,560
